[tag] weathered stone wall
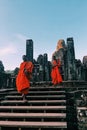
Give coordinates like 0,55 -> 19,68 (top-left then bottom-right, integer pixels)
75,91 -> 87,130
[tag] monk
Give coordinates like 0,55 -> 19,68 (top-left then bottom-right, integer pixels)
51,56 -> 62,86
16,55 -> 34,102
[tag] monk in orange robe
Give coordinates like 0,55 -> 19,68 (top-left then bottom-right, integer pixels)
51,56 -> 62,86
16,55 -> 34,102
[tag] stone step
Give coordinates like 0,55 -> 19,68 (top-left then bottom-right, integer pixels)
0,106 -> 66,113
7,90 -> 66,96
0,86 -> 67,129
0,92 -> 9,97
0,89 -> 14,95
77,107 -> 87,110
0,100 -> 66,106
30,86 -> 87,91
1,99 -> 66,103
0,121 -> 67,129
5,95 -> 66,100
29,86 -> 64,90
0,112 -> 66,119
0,88 -> 14,92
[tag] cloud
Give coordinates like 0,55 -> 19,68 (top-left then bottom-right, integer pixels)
15,33 -> 28,42
0,33 -> 28,57
0,45 -> 17,56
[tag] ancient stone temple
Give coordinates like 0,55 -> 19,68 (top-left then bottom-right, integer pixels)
25,38 -> 87,82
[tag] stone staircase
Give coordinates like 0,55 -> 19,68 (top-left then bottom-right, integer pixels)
0,84 -> 67,130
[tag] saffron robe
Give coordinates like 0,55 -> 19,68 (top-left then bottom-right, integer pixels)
51,60 -> 62,85
16,61 -> 33,94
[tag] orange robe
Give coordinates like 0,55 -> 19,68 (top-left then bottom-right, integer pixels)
16,61 -> 33,94
51,60 -> 62,85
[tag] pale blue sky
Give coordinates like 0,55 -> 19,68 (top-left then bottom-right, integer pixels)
0,0 -> 87,70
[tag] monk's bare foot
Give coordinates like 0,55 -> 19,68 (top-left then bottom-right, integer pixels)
23,99 -> 28,103
22,94 -> 28,102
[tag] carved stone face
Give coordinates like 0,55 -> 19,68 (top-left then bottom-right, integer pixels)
56,39 -> 65,51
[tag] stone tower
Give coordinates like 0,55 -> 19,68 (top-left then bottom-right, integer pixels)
67,37 -> 76,80
26,39 -> 33,62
